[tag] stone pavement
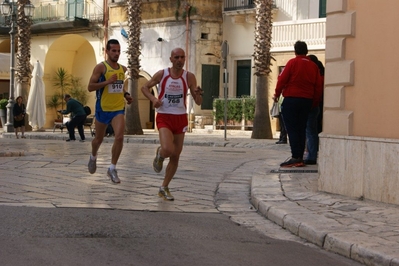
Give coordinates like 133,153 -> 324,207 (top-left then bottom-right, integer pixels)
1,128 -> 399,266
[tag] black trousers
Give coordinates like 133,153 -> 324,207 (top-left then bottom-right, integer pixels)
66,115 -> 86,140
281,97 -> 312,159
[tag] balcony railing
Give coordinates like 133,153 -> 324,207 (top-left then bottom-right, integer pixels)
224,0 -> 276,11
224,0 -> 254,11
271,18 -> 326,52
32,0 -> 103,23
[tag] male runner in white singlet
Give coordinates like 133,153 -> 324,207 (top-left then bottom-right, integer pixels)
141,48 -> 203,200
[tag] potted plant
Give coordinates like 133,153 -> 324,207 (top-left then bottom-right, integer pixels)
0,98 -> 8,127
53,67 -> 71,110
69,76 -> 88,105
47,94 -> 62,122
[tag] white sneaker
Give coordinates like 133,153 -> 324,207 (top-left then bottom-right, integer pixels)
107,168 -> 120,184
88,157 -> 96,174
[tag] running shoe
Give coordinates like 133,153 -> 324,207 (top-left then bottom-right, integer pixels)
107,168 -> 121,184
88,157 -> 97,174
158,187 -> 174,201
153,146 -> 164,173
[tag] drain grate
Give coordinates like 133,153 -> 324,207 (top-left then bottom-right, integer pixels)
271,169 -> 318,173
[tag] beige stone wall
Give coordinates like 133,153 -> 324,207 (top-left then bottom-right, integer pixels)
324,0 -> 399,139
109,0 -> 222,24
319,0 -> 399,205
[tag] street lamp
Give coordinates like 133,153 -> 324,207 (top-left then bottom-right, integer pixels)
0,0 -> 34,132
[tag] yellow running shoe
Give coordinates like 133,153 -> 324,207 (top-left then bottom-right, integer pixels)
158,187 -> 174,201
153,146 -> 164,173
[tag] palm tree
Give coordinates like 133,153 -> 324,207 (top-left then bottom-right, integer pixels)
16,0 -> 32,104
251,0 -> 274,139
124,0 -> 143,135
15,0 -> 33,130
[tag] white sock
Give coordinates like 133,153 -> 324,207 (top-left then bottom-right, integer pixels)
90,154 -> 97,160
109,164 -> 116,171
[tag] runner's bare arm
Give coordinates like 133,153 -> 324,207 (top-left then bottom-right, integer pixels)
188,72 -> 203,105
141,70 -> 164,108
88,64 -> 116,92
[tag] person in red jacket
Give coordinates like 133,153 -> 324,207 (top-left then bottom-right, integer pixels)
273,41 -> 322,167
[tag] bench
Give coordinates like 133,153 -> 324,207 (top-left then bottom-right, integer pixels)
84,116 -> 94,136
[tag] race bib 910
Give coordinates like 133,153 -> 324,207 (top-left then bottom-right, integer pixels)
108,80 -> 124,93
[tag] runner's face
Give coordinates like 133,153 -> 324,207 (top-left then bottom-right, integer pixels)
171,50 -> 185,70
107,44 -> 121,63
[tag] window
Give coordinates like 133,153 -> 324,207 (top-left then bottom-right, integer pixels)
319,0 -> 326,18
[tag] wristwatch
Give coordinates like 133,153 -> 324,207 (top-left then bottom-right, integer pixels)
124,92 -> 130,97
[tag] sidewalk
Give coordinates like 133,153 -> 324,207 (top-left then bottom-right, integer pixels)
1,128 -> 399,266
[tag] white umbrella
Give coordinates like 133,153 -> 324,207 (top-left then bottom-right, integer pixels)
27,60 -> 46,130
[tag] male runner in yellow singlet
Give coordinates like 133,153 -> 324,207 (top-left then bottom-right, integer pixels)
87,39 -> 133,183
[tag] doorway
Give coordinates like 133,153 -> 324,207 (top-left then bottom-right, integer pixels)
236,60 -> 251,97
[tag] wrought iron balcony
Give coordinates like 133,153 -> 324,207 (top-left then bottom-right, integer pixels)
32,0 -> 103,23
0,0 -> 103,26
224,0 -> 276,12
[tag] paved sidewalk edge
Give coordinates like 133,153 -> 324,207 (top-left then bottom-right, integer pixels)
250,175 -> 399,266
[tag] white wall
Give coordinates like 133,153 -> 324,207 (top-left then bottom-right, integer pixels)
274,0 -> 321,22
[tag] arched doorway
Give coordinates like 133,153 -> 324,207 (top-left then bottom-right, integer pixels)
137,71 -> 153,129
43,34 -> 97,128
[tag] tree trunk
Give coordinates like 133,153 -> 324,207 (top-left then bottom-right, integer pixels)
251,75 -> 273,138
125,78 -> 143,134
17,0 -> 33,131
125,0 -> 143,135
251,0 -> 274,139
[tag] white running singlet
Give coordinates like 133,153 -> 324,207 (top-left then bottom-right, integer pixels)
156,68 -> 188,115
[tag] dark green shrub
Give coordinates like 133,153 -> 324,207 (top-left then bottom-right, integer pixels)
242,96 -> 256,121
213,98 -> 225,122
227,99 -> 243,122
213,98 -> 255,124
0,98 -> 8,109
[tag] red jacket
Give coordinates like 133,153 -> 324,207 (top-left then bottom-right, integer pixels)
274,55 -> 322,106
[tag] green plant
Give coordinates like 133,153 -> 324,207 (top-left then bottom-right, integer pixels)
226,99 -> 242,122
213,97 -> 256,125
242,96 -> 256,121
0,98 -> 8,109
53,67 -> 71,110
47,94 -> 62,119
213,98 -> 224,122
70,76 -> 88,105
213,98 -> 245,124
